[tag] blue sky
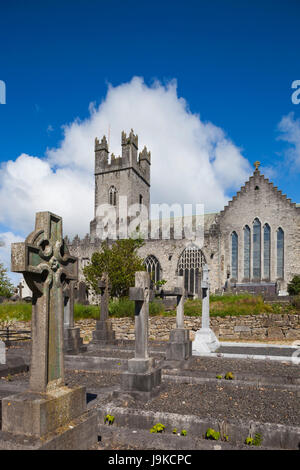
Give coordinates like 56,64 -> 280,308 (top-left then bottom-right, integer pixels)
0,0 -> 300,278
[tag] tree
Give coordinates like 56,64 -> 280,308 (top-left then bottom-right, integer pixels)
0,262 -> 15,298
83,238 -> 145,298
287,275 -> 300,296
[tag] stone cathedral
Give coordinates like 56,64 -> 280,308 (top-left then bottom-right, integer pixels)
67,129 -> 300,300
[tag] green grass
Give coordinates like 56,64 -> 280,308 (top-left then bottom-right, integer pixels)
0,302 -> 32,323
0,294 -> 298,322
183,294 -> 275,317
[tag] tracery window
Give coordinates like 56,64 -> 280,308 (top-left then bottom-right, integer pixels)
177,245 -> 206,295
144,255 -> 161,287
243,225 -> 250,279
277,228 -> 284,279
263,224 -> 271,280
109,186 -> 117,206
252,218 -> 261,279
231,232 -> 238,280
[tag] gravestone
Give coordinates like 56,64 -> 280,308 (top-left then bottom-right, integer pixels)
165,276 -> 192,362
192,264 -> 220,353
92,272 -> 116,345
64,281 -> 87,354
121,271 -> 161,399
0,340 -> 5,365
17,282 -> 23,300
77,281 -> 89,305
0,212 -> 97,450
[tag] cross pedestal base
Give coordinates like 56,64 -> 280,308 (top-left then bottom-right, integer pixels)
192,327 -> 220,353
1,385 -> 87,437
92,320 -> 116,345
64,327 -> 87,354
166,328 -> 192,361
121,357 -> 161,400
0,409 -> 98,450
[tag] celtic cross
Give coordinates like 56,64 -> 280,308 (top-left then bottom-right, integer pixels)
11,212 -> 78,393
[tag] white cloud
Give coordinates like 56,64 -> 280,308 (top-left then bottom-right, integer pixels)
277,112 -> 300,167
0,76 -> 251,245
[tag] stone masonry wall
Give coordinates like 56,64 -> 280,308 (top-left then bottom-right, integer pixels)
93,314 -> 300,341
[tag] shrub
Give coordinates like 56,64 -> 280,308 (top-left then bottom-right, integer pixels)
290,295 -> 300,310
150,423 -> 165,433
104,414 -> 115,425
245,433 -> 262,446
224,372 -> 234,380
205,428 -> 220,440
288,276 -> 300,296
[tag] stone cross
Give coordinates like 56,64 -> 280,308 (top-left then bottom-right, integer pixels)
201,264 -> 210,329
175,276 -> 185,329
17,282 -> 23,300
122,271 -> 161,397
11,212 -> 78,393
64,281 -> 75,329
193,263 -> 220,353
98,272 -> 110,321
254,160 -> 260,171
129,271 -> 152,362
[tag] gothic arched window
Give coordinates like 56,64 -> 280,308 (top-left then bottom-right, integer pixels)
277,228 -> 284,279
243,225 -> 250,280
177,245 -> 206,296
231,232 -> 238,280
144,255 -> 161,287
263,224 -> 271,280
109,186 -> 117,206
252,218 -> 261,279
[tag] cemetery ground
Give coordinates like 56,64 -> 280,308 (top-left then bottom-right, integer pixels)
1,337 -> 299,450
0,293 -> 299,450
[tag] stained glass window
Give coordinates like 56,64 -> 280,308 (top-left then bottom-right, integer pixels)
252,218 -> 261,279
244,225 -> 250,279
177,245 -> 206,295
144,255 -> 161,287
231,232 -> 238,280
277,228 -> 284,279
263,224 -> 271,280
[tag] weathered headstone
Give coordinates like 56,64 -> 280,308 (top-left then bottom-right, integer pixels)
77,280 -> 89,304
64,281 -> 87,354
165,276 -> 192,361
17,282 -> 23,300
92,272 -> 116,345
192,264 -> 220,353
121,271 -> 161,399
0,340 -> 5,365
0,212 -> 97,450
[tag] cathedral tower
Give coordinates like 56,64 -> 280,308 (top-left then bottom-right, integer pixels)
90,129 -> 151,240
